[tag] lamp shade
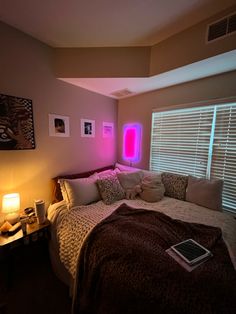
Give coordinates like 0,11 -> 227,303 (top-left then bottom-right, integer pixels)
2,193 -> 20,214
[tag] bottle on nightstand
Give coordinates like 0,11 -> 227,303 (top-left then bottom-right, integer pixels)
34,200 -> 46,224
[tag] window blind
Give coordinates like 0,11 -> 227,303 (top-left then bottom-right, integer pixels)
150,102 -> 236,213
210,104 -> 236,213
150,106 -> 214,177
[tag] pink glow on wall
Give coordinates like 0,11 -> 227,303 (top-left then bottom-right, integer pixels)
123,124 -> 141,163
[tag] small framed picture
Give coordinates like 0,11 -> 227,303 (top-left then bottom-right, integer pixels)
49,114 -> 70,137
103,122 -> 114,138
81,119 -> 95,138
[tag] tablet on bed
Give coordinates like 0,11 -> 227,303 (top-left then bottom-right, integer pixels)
171,239 -> 212,265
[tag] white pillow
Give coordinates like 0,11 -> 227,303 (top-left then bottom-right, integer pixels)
58,174 -> 100,208
115,162 -> 141,172
186,175 -> 223,211
97,168 -> 120,178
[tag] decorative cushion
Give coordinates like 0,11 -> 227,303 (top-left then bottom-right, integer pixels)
58,174 -> 100,208
186,175 -> 223,211
117,171 -> 144,190
97,175 -> 125,205
139,176 -> 165,203
161,172 -> 188,200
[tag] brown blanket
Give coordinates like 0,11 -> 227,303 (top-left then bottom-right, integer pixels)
73,204 -> 236,314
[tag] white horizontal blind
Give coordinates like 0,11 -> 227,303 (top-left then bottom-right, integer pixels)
150,102 -> 236,213
210,104 -> 236,213
150,106 -> 214,177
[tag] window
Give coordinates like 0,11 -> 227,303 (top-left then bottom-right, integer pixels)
150,102 -> 236,213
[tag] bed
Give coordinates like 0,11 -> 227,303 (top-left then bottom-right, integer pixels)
48,165 -> 236,314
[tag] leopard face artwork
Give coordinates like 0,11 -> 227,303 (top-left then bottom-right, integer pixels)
0,94 -> 35,150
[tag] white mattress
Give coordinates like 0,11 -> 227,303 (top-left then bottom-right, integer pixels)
47,197 -> 236,287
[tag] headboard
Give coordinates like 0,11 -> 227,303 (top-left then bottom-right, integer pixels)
52,165 -> 114,203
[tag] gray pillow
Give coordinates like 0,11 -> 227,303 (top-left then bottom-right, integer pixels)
186,175 -> 223,211
140,176 -> 165,203
97,175 -> 125,205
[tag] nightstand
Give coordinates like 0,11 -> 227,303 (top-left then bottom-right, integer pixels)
0,219 -> 50,290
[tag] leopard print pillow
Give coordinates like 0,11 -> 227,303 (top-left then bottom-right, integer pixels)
161,172 -> 188,200
97,175 -> 125,205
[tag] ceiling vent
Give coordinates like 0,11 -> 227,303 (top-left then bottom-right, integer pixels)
207,12 -> 236,42
110,88 -> 134,98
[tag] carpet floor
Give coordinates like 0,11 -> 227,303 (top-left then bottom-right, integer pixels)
0,241 -> 71,314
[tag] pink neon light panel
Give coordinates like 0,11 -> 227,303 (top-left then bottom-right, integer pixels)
123,124 -> 141,162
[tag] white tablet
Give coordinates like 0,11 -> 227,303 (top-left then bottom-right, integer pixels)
171,239 -> 212,265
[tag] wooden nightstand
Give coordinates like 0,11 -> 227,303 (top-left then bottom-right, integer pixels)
0,219 -> 50,249
0,219 -> 50,290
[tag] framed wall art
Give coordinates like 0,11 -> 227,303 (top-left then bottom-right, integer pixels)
81,119 -> 95,138
103,122 -> 114,138
49,114 -> 70,137
0,93 -> 35,150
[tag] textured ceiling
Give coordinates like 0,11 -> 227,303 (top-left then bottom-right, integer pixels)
0,0 -> 235,47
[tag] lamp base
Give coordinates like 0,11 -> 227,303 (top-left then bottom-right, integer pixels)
5,212 -> 20,225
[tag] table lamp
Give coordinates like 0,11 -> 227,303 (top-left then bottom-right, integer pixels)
2,193 -> 20,225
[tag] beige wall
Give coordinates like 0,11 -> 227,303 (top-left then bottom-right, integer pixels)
53,5 -> 236,79
117,71 -> 236,170
0,22 -> 117,209
150,5 -> 236,75
54,47 -> 151,78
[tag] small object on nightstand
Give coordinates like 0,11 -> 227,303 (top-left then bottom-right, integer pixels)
20,218 -> 28,235
34,200 -> 46,224
0,221 -> 12,234
22,208 -> 36,224
8,222 -> 21,235
25,212 -> 36,224
24,207 -> 34,215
